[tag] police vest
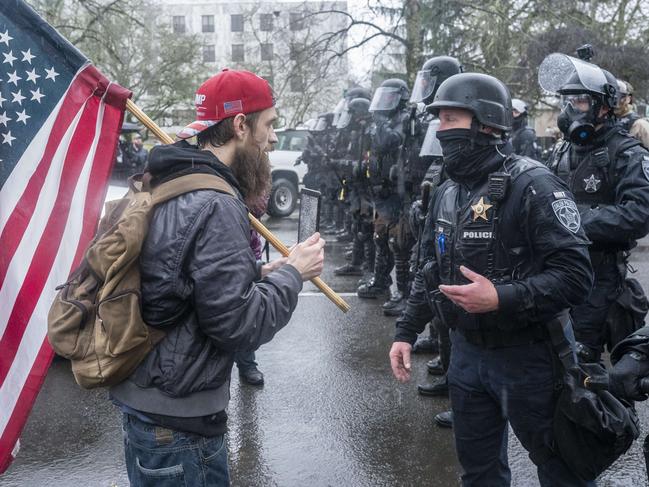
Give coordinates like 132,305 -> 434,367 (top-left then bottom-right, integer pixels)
430,156 -> 547,333
552,131 -> 641,207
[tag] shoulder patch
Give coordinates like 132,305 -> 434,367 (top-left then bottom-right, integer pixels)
553,191 -> 567,199
642,155 -> 649,182
551,198 -> 581,233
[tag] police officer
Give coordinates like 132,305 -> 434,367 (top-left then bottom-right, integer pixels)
389,72 -> 593,485
615,79 -> 649,148
334,97 -> 376,276
406,57 -> 464,413
328,87 -> 373,239
301,112 -> 337,229
543,54 -> 649,362
510,98 -> 541,159
357,79 -> 411,300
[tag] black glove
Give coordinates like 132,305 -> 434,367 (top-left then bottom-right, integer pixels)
609,351 -> 649,402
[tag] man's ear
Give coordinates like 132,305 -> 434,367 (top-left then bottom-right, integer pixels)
233,113 -> 248,140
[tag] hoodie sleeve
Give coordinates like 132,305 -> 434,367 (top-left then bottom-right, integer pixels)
185,194 -> 303,350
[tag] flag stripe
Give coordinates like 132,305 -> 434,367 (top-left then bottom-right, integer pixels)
0,89 -> 103,386
0,65 -> 95,290
0,98 -> 86,340
71,84 -> 127,267
0,90 -> 121,467
0,339 -> 54,474
0,103 -> 103,434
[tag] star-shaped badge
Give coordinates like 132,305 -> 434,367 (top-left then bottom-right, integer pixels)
583,174 -> 601,193
471,196 -> 493,221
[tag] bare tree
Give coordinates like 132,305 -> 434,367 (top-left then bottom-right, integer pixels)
230,1 -> 351,127
29,0 -> 207,123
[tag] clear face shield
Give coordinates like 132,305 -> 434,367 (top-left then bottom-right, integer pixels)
336,109 -> 352,129
332,99 -> 348,126
369,87 -> 401,112
314,118 -> 329,132
409,70 -> 437,104
538,53 -> 608,96
419,119 -> 443,158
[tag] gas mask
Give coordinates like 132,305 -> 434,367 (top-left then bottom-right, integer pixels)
557,93 -> 599,145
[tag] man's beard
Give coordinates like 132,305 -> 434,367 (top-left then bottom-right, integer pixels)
230,144 -> 272,212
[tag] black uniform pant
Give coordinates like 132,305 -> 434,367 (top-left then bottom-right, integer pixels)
448,330 -> 594,487
570,252 -> 623,354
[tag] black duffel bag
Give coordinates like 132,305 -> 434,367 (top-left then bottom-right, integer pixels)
546,314 -> 640,481
606,277 -> 649,350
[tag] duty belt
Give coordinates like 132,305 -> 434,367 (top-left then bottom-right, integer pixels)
459,324 -> 550,349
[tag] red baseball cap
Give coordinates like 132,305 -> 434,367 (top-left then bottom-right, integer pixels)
177,68 -> 274,139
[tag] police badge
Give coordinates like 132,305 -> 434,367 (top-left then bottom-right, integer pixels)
552,198 -> 581,233
583,174 -> 601,193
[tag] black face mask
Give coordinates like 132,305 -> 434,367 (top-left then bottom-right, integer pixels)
557,103 -> 596,145
436,128 -> 499,184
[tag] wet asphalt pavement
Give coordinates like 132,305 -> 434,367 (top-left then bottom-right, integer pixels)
2,212 -> 649,486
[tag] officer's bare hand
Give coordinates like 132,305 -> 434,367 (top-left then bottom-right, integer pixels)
287,232 -> 326,281
261,257 -> 288,278
438,266 -> 499,313
389,341 -> 412,382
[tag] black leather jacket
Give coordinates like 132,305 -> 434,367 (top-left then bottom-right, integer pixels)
111,141 -> 303,418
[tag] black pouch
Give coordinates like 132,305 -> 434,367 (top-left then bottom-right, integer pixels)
543,314 -> 640,481
607,277 -> 649,350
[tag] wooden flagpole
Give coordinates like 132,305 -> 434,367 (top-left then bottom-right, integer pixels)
125,99 -> 351,313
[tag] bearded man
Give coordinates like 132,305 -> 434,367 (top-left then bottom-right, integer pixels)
110,69 -> 325,486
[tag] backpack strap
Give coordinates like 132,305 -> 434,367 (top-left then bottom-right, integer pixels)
151,174 -> 236,206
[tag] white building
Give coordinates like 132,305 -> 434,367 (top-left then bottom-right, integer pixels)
157,0 -> 350,127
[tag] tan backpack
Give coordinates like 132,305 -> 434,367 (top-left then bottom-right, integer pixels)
47,173 -> 234,389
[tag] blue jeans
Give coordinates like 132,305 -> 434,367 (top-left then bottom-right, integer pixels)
448,330 -> 595,487
122,413 -> 229,487
234,350 -> 258,372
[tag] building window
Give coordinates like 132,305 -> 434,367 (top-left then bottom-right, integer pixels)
232,44 -> 245,62
290,75 -> 304,92
259,13 -> 273,31
231,14 -> 244,32
290,12 -> 305,31
290,43 -> 304,62
203,45 -> 215,63
261,43 -> 273,61
202,15 -> 214,33
172,16 -> 186,34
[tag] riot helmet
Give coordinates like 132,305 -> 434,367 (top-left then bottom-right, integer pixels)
512,99 -> 528,116
511,98 -> 528,131
346,87 -> 372,101
538,53 -> 618,144
410,56 -> 464,105
428,73 -> 513,132
314,112 -> 334,132
369,78 -> 410,114
337,98 -> 371,129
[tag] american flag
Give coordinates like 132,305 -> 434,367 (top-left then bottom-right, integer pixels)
0,0 -> 130,473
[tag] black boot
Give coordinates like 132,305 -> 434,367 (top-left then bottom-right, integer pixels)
336,232 -> 364,275
357,234 -> 392,299
382,290 -> 403,310
427,356 -> 445,375
417,376 -> 449,397
412,334 -> 440,354
434,410 -> 453,428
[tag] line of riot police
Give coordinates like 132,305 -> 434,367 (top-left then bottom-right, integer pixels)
301,48 -> 649,485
